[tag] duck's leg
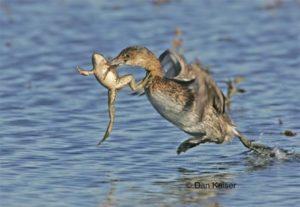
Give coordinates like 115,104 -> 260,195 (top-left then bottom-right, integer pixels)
98,89 -> 116,145
235,131 -> 274,156
177,135 -> 221,155
177,136 -> 205,155
77,66 -> 94,76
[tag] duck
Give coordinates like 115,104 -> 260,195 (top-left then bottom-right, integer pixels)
110,46 -> 273,155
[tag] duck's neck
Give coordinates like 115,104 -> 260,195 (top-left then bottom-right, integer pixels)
144,58 -> 164,77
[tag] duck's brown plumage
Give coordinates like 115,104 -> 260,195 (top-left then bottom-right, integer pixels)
111,46 -> 273,155
147,76 -> 194,108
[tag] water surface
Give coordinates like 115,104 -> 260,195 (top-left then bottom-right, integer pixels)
1,0 -> 299,206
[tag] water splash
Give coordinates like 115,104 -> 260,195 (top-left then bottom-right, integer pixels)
251,144 -> 299,161
270,147 -> 288,160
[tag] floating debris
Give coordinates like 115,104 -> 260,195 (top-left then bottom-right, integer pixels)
217,36 -> 235,42
224,76 -> 246,109
281,130 -> 297,137
193,58 -> 212,75
263,0 -> 283,10
0,1 -> 11,16
26,81 -> 32,89
111,5 -> 121,10
152,0 -> 170,6
171,27 -> 183,52
174,27 -> 182,36
172,38 -> 183,50
5,41 -> 11,48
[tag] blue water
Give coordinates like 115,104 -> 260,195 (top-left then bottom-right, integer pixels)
1,0 -> 299,206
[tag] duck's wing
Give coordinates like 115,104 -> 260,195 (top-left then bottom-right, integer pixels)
159,49 -> 226,114
159,49 -> 195,81
194,69 -> 226,115
165,77 -> 196,85
159,49 -> 181,78
206,75 -> 226,114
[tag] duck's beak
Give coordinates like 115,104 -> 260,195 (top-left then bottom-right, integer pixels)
110,57 -> 124,66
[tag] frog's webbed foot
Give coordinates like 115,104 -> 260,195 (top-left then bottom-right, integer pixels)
130,72 -> 151,93
177,135 -> 211,155
138,72 -> 151,88
98,90 -> 116,145
77,66 -> 94,76
116,72 -> 150,92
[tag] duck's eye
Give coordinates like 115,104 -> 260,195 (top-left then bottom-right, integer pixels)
124,54 -> 130,59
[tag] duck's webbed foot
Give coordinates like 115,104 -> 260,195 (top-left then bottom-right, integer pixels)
177,136 -> 210,155
249,142 -> 274,156
77,66 -> 94,76
236,132 -> 279,157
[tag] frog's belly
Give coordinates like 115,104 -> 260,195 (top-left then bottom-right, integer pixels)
146,90 -> 200,133
95,71 -> 117,88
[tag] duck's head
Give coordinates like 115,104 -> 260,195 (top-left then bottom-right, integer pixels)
111,46 -> 163,77
92,52 -> 108,69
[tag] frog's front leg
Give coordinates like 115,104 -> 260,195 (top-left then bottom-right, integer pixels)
98,89 -> 116,145
77,66 -> 94,76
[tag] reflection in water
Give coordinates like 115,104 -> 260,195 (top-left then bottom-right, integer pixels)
154,169 -> 236,207
153,151 -> 300,206
95,153 -> 300,207
98,180 -> 117,207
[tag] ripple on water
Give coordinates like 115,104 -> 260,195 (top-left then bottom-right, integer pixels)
1,0 -> 300,207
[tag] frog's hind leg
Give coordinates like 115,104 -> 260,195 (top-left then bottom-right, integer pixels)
116,75 -> 138,91
98,89 -> 116,145
116,74 -> 149,92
